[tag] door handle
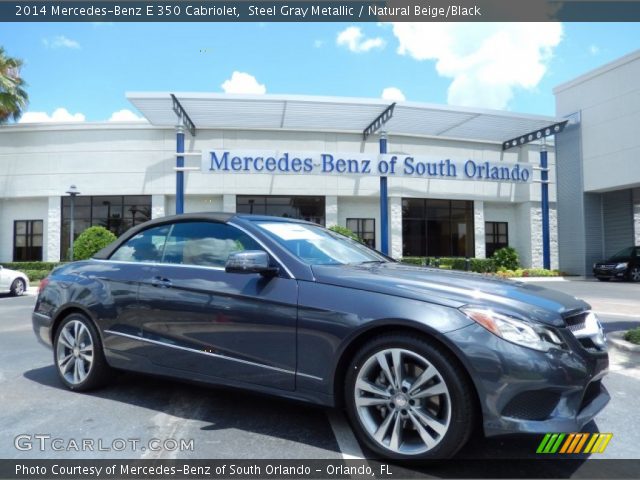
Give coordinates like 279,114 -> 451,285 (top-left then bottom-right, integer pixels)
151,276 -> 172,288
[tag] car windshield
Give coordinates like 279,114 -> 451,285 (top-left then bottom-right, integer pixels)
609,246 -> 634,261
255,222 -> 388,265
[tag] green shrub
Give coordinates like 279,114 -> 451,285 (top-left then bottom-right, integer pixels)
496,268 -> 560,278
400,257 -> 497,273
624,328 -> 640,345
492,247 -> 519,270
1,261 -> 61,271
400,257 -> 426,266
23,269 -> 51,282
328,225 -> 362,243
72,226 -> 117,261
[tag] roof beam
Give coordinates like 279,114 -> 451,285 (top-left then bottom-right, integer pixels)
502,120 -> 568,150
171,94 -> 196,137
363,103 -> 395,141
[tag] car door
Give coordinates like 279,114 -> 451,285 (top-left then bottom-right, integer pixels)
136,221 -> 298,391
98,224 -> 172,354
0,267 -> 8,291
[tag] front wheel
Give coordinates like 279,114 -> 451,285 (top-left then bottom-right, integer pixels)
10,278 -> 25,296
344,334 -> 476,459
628,267 -> 640,282
53,313 -> 113,391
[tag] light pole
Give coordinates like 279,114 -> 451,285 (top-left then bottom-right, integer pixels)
66,185 -> 81,261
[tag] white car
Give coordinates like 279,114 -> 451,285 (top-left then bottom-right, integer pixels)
0,266 -> 29,296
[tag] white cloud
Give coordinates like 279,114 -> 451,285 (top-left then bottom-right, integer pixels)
381,87 -> 406,102
43,35 -> 81,49
337,26 -> 385,53
390,23 -> 563,110
108,109 -> 145,122
221,71 -> 266,94
589,44 -> 600,55
19,108 -> 85,123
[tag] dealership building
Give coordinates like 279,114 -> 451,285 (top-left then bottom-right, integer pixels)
4,50 -> 639,272
0,92 -> 564,268
555,49 -> 640,275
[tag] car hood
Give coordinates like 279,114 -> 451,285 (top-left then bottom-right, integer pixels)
310,262 -> 589,327
596,257 -> 631,264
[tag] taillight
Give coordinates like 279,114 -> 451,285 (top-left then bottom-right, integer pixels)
38,277 -> 50,293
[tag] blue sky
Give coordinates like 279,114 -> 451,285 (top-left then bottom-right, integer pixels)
2,22 -> 640,122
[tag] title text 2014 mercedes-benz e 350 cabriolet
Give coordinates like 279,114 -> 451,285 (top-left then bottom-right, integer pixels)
33,213 -> 609,459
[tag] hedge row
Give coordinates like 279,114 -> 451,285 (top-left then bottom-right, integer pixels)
401,257 -> 498,273
495,268 -> 561,278
1,261 -> 62,271
1,262 -> 64,283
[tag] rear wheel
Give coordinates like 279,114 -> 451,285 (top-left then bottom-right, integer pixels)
10,278 -> 25,296
53,313 -> 112,391
344,334 -> 475,459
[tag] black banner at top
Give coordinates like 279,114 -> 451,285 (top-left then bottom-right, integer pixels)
4,0 -> 640,22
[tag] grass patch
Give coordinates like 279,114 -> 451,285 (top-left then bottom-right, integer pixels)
624,328 -> 640,345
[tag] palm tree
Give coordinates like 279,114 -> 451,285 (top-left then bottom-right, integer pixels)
0,47 -> 28,123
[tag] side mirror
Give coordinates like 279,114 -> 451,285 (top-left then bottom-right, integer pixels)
225,250 -> 278,276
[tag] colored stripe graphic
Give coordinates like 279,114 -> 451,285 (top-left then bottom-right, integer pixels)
537,433 -> 613,454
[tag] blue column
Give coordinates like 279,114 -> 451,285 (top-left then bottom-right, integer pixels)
176,125 -> 185,215
540,143 -> 551,270
379,132 -> 388,255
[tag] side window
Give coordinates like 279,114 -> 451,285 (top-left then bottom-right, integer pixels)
109,225 -> 171,263
165,222 -> 263,268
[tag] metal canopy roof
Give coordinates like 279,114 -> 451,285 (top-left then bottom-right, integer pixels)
127,92 -> 561,144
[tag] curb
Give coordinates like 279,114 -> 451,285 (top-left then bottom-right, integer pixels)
608,331 -> 640,353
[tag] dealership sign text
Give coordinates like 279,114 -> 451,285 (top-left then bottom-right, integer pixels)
202,150 -> 531,183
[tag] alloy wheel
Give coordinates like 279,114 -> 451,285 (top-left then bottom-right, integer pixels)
56,320 -> 94,385
13,279 -> 25,296
630,267 -> 640,282
353,348 -> 451,455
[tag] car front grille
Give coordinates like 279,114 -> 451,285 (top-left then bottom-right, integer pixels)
564,311 -> 587,332
563,310 -> 607,352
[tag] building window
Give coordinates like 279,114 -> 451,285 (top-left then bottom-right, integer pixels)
61,195 -> 152,260
236,196 -> 325,225
402,199 -> 474,257
346,218 -> 375,248
13,220 -> 43,261
485,221 -> 509,257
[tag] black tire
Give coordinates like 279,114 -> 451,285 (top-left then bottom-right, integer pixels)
53,313 -> 113,391
627,267 -> 640,282
10,278 -> 26,296
344,334 -> 476,460
596,277 -> 610,282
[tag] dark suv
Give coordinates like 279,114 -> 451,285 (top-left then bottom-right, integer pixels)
593,246 -> 640,282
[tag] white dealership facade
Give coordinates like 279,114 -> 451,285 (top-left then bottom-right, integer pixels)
0,93 -> 560,267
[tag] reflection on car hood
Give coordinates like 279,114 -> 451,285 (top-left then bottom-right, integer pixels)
310,262 -> 589,326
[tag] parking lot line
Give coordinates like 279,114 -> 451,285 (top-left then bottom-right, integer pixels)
596,311 -> 640,318
326,411 -> 364,460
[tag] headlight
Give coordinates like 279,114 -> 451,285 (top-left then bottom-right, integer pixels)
460,307 -> 565,352
616,262 -> 628,269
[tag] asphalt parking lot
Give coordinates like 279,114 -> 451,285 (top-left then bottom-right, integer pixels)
1,279 -> 639,477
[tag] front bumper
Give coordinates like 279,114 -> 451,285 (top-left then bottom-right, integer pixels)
593,266 -> 627,279
445,323 -> 609,437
